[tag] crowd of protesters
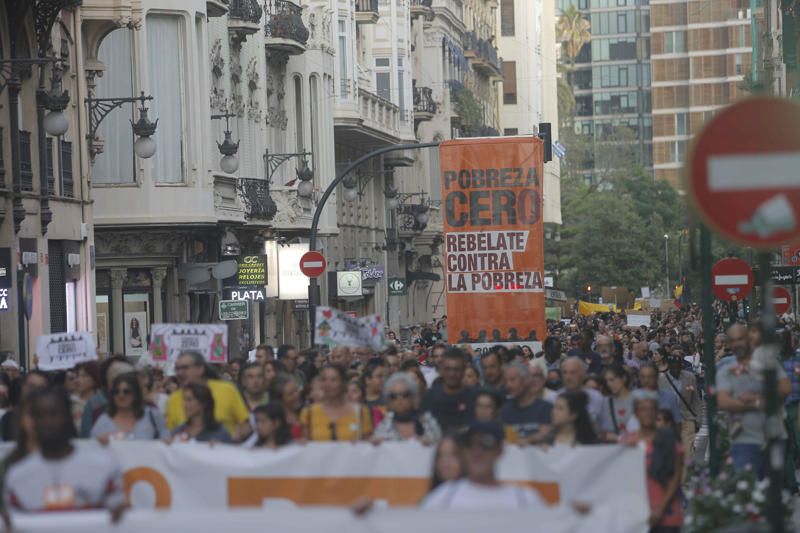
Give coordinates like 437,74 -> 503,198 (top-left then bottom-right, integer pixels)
0,305 -> 797,533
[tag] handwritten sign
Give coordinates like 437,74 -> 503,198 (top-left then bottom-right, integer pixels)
36,332 -> 97,371
315,306 -> 385,351
149,324 -> 228,363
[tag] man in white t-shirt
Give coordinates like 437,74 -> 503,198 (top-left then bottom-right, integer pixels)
4,388 -> 126,520
421,420 -> 546,509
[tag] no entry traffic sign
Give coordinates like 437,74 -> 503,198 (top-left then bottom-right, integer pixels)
299,251 -> 326,278
687,98 -> 800,249
773,286 -> 792,316
711,258 -> 754,302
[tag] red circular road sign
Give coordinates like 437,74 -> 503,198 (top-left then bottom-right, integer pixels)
711,258 -> 754,302
687,97 -> 800,249
299,251 -> 327,278
773,286 -> 792,316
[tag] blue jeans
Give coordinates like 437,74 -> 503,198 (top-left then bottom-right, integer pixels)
731,443 -> 765,479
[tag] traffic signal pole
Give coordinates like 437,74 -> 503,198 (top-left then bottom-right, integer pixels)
700,225 -> 719,476
307,142 -> 441,347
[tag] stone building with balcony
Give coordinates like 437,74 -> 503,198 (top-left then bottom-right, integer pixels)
84,0 -> 337,356
0,1 -> 94,369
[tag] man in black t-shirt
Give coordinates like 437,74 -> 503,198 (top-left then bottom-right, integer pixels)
421,347 -> 475,432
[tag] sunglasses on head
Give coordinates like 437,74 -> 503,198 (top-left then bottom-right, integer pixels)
388,391 -> 412,400
112,388 -> 133,396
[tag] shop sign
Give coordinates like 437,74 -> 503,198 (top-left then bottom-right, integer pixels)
219,300 -> 249,321
344,260 -> 385,284
224,287 -> 266,301
237,255 -> 267,286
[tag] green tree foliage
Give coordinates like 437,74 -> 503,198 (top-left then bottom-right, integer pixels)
548,126 -> 686,296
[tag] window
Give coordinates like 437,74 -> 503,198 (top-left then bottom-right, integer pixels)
671,140 -> 686,162
664,31 -> 686,54
375,56 -> 391,101
294,76 -> 303,152
398,55 -> 406,117
147,15 -> 184,183
339,19 -> 349,96
501,0 -> 515,36
310,75 -> 319,165
376,72 -> 391,101
0,128 -> 4,185
617,13 -> 627,33
675,113 -> 687,135
45,138 -> 54,194
60,140 -> 74,197
93,29 -> 135,184
503,128 -> 518,136
503,61 -> 517,104
19,130 -> 33,191
735,54 -> 743,75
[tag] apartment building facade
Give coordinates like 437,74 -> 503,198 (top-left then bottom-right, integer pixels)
559,0 -> 653,179
650,0 -> 755,187
0,1 -> 94,369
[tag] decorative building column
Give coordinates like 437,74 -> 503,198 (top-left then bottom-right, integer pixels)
110,268 -> 127,355
151,267 -> 167,324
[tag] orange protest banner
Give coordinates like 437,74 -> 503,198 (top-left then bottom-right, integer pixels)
440,137 -> 546,347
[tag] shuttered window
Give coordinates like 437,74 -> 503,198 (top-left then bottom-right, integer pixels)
503,61 -> 517,105
501,0 -> 515,36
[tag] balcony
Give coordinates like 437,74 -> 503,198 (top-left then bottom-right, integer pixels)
410,0 -> 433,18
355,0 -> 379,24
467,32 -> 502,77
264,0 -> 309,56
207,0 -> 230,17
237,177 -> 278,221
335,89 -> 408,147
229,0 -> 263,44
413,85 -> 436,126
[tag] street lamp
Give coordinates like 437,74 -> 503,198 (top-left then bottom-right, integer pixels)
86,92 -> 158,162
212,113 -> 240,174
664,233 -> 670,297
384,184 -> 400,210
416,205 -> 429,226
296,158 -> 314,198
42,63 -> 70,136
342,174 -> 359,202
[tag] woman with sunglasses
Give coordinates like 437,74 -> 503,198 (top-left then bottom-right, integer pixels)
90,372 -> 167,441
372,373 -> 441,444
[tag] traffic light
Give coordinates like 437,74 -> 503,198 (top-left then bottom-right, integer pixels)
538,122 -> 552,162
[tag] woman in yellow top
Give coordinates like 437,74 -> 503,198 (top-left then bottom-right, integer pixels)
300,364 -> 372,441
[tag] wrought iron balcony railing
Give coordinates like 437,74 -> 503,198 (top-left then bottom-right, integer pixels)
230,0 -> 263,23
355,0 -> 378,13
264,0 -> 309,45
238,177 -> 278,220
413,86 -> 437,115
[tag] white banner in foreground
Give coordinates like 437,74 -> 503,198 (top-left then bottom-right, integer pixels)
98,441 -> 648,532
8,506 -> 643,533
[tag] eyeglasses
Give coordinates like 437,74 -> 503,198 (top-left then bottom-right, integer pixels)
175,365 -> 192,372
388,391 -> 413,400
112,388 -> 133,397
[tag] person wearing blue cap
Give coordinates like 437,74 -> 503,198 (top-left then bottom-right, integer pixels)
420,420 -> 546,509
